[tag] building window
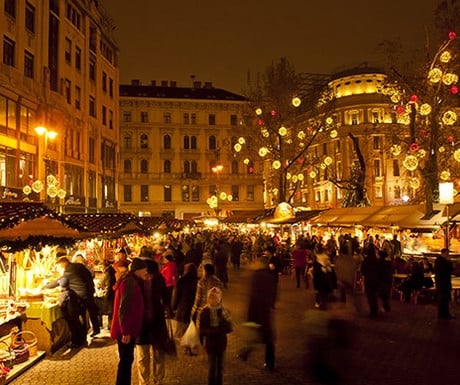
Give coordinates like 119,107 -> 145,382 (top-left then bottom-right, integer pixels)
394,185 -> 401,199
122,111 -> 131,122
323,142 -> 328,156
209,185 -> 217,196
374,159 -> 381,177
208,114 -> 216,125
191,113 -> 197,124
109,78 -> 114,97
231,160 -> 238,174
375,185 -> 383,199
164,185 -> 172,202
102,106 -> 107,125
247,185 -> 254,201
184,113 -> 189,124
89,96 -> 96,117
65,38 -> 71,64
25,2 -> 35,33
64,79 -> 71,104
24,51 -> 34,78
109,110 -> 113,129
89,58 -> 96,81
335,141 -> 341,153
4,0 -> 16,18
141,185 -> 149,202
247,160 -> 254,174
163,135 -> 171,149
123,133 -> 132,148
209,135 -> 216,150
373,136 -> 381,150
182,185 -> 190,202
140,134 -> 148,148
123,159 -> 132,173
184,136 -> 190,150
3,36 -> 15,67
230,114 -> 237,126
164,160 -> 171,173
140,111 -> 148,122
372,111 -> 380,123
75,46 -> 81,71
324,189 -> 329,202
123,185 -> 132,202
75,86 -> 81,109
231,185 -> 239,201
316,191 -> 321,202
190,136 -> 197,149
191,160 -> 198,173
163,113 -> 171,124
89,137 -> 95,164
350,112 -> 358,125
102,71 -> 107,92
393,159 -> 400,177
184,160 -> 190,174
140,159 -> 148,173
66,3 -> 82,30
192,185 -> 199,201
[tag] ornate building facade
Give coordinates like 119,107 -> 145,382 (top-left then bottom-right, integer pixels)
0,0 -> 119,212
118,80 -> 265,219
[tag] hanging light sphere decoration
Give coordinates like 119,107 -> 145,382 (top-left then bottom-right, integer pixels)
278,126 -> 287,136
419,103 -> 432,116
255,108 -> 263,116
234,143 -> 242,152
330,129 -> 338,138
292,97 -> 301,107
402,155 -> 418,171
272,160 -> 281,169
243,158 -> 250,165
259,147 -> 269,157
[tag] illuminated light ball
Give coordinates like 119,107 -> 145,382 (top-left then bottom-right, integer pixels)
206,197 -> 212,205
22,185 -> 32,195
409,177 -> 420,189
286,172 -> 292,180
47,174 -> 57,185
243,158 -> 250,165
298,174 -> 304,181
410,94 -> 418,103
330,129 -> 338,138
440,171 -> 450,181
261,129 -> 270,138
272,188 -> 279,195
286,139 -> 293,144
419,103 -> 432,116
299,142 -> 305,148
448,135 -> 454,143
449,31 -> 457,40
439,146 -> 446,153
410,143 -> 419,152
31,180 -> 44,193
270,110 -> 277,116
326,117 -> 333,125
227,194 -> 233,201
272,160 -> 281,169
440,51 -> 452,63
297,130 -> 306,140
324,156 -> 333,166
47,185 -> 58,198
417,149 -> 426,158
442,110 -> 457,125
292,97 -> 301,107
257,118 -> 264,126
442,73 -> 458,85
402,155 -> 418,171
219,192 -> 227,200
398,115 -> 410,125
259,147 -> 269,157
278,126 -> 288,136
320,163 -> 327,170
210,195 -> 218,204
396,105 -> 406,114
428,68 -> 443,83
234,143 -> 242,152
454,149 -> 460,162
451,85 -> 459,95
390,93 -> 400,103
292,175 -> 298,183
255,108 -> 263,116
57,189 -> 66,199
391,144 -> 402,156
309,170 -> 317,178
238,137 -> 246,145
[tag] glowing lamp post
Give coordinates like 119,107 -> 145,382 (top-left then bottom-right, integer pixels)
439,182 -> 454,249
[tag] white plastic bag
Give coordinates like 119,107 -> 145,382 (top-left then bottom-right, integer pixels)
180,321 -> 200,349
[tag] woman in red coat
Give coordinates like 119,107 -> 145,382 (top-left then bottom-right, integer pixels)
111,258 -> 147,385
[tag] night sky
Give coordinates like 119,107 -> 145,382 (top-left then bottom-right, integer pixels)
103,0 -> 439,94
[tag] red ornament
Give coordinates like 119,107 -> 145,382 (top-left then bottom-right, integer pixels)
270,110 -> 277,116
298,158 -> 304,164
449,31 -> 457,40
410,94 -> 418,103
257,119 -> 264,125
396,105 -> 405,114
410,143 -> 419,152
448,136 -> 454,143
451,85 -> 459,95
421,129 -> 428,136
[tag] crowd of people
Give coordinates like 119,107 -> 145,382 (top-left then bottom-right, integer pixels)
45,229 -> 457,385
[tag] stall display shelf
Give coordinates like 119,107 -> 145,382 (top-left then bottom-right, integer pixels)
2,350 -> 45,384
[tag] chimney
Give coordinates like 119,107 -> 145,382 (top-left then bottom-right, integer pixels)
161,80 -> 168,87
170,80 -> 177,87
204,81 -> 213,89
131,79 -> 141,86
193,81 -> 202,89
151,80 -> 156,86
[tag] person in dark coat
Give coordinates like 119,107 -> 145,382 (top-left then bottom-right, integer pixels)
360,244 -> 381,317
171,263 -> 199,348
213,240 -> 229,288
230,237 -> 244,270
199,287 -> 233,385
434,248 -> 454,319
185,242 -> 203,268
135,258 -> 169,385
237,256 -> 277,370
101,259 -> 116,329
377,250 -> 393,312
398,260 -> 424,303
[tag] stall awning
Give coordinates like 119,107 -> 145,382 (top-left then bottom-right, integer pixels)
222,210 -> 266,223
310,206 -> 382,227
67,213 -> 145,237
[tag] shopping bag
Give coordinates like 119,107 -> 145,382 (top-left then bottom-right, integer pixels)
180,321 -> 200,349
164,319 -> 177,358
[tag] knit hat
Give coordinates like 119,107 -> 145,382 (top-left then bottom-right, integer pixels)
130,258 -> 147,272
207,286 -> 222,304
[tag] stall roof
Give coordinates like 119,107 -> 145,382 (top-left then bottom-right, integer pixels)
67,213 -> 145,236
139,217 -> 193,231
256,208 -> 324,224
221,210 -> 266,223
310,206 -> 382,226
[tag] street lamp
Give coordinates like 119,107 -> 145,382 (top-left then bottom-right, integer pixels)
439,182 -> 454,249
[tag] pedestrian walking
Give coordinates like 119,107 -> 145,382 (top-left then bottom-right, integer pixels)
435,248 -> 454,319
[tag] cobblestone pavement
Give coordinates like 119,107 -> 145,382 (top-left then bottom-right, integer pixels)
10,267 -> 460,385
